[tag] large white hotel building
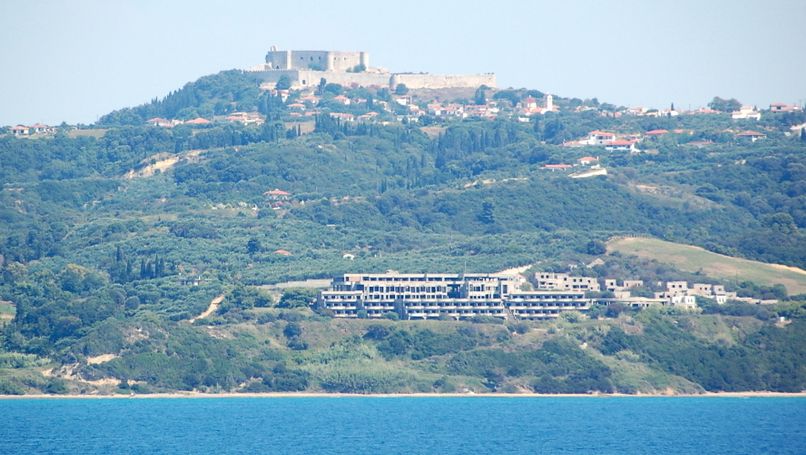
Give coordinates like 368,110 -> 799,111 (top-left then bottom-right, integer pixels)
317,273 -> 592,320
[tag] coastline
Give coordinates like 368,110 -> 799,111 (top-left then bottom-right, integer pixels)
1,391 -> 804,400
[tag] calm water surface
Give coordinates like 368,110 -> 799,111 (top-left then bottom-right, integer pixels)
1,397 -> 804,454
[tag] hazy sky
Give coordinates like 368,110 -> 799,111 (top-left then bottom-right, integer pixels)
1,0 -> 805,125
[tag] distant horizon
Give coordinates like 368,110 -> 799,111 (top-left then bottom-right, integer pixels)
2,0 -> 805,125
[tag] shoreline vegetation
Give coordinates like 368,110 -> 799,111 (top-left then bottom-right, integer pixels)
2,391 -> 804,400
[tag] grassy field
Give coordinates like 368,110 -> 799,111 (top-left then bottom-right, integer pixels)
66,128 -> 107,138
607,237 -> 806,295
0,301 -> 15,319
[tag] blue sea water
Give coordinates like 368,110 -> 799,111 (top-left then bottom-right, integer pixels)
0,397 -> 804,454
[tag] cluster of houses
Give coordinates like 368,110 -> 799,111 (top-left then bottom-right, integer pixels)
8,123 -> 55,136
124,83 -> 803,137
145,111 -> 264,128
315,271 -> 772,321
534,272 -> 778,309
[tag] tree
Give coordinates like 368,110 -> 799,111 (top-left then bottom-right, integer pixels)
708,96 -> 741,113
246,238 -> 262,255
324,83 -> 343,95
283,322 -> 302,338
394,84 -> 408,95
278,289 -> 317,308
586,240 -> 607,255
317,78 -> 327,95
275,75 -> 291,90
474,87 -> 487,105
478,201 -> 495,224
764,213 -> 797,234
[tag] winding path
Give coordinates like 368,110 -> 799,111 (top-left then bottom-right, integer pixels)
189,295 -> 225,323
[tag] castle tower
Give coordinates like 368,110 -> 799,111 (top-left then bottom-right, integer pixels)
360,52 -> 369,69
545,94 -> 554,111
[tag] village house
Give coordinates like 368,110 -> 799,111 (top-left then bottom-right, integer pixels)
145,117 -> 176,128
264,188 -> 292,209
790,123 -> 806,135
11,125 -> 30,136
332,95 -> 351,105
585,130 -> 616,145
736,130 -> 766,142
731,105 -> 761,120
577,156 -> 599,166
11,123 -> 55,136
769,103 -> 801,113
329,112 -> 355,122
226,112 -> 265,125
184,117 -> 211,126
604,139 -> 639,153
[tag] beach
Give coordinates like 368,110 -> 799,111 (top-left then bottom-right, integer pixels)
2,391 -> 804,399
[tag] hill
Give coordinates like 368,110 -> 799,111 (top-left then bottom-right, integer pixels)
0,69 -> 805,395
608,237 -> 806,295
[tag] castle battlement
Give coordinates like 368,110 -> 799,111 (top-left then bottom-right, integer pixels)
264,48 -> 370,72
250,47 -> 495,90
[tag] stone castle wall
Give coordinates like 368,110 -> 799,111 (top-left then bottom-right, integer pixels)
252,69 -> 390,89
265,50 -> 367,72
391,73 -> 496,90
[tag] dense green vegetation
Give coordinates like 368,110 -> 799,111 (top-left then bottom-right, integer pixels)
1,72 -> 804,394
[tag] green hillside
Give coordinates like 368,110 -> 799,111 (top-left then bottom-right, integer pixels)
609,237 -> 806,294
1,73 -> 805,395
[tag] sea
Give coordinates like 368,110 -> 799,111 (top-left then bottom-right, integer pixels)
1,397 -> 804,454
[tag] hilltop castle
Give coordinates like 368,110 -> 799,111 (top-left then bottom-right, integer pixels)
248,47 -> 495,90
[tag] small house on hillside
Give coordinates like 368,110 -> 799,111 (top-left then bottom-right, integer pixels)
11,125 -> 30,136
736,130 -> 766,142
604,139 -> 639,153
578,156 -> 599,166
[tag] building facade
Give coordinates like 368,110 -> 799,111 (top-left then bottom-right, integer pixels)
318,273 -> 590,320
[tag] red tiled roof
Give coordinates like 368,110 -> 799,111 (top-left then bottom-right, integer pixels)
578,156 -> 598,162
737,130 -> 765,137
590,130 -> 615,136
185,117 -> 210,125
265,188 -> 291,196
607,140 -> 636,146
274,249 -> 292,256
645,129 -> 668,135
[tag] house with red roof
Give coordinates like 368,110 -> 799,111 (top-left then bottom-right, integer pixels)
645,129 -> 669,137
769,103 -> 801,113
146,117 -> 174,128
11,125 -> 30,136
736,130 -> 766,142
585,131 -> 617,145
577,156 -> 599,166
265,189 -> 290,201
30,123 -> 53,134
184,117 -> 210,125
605,139 -> 639,153
332,95 -> 351,106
